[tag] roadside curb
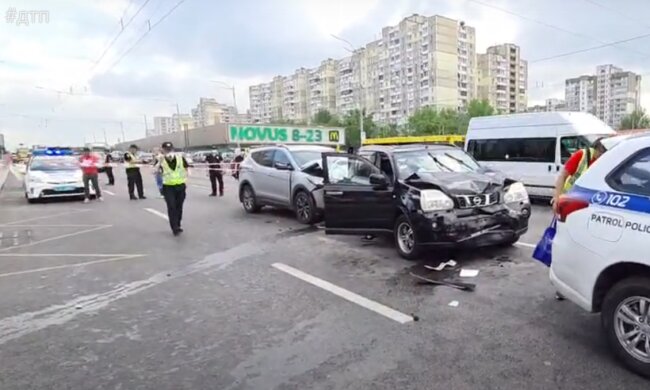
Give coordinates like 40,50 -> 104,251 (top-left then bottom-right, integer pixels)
0,165 -> 9,193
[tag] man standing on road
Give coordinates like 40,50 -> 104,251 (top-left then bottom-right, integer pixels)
79,147 -> 103,203
104,152 -> 115,186
159,142 -> 189,236
124,144 -> 146,200
205,147 -> 224,197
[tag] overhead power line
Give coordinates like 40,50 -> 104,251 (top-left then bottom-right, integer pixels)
530,31 -> 650,63
105,0 -> 189,73
466,0 -> 650,58
581,0 -> 650,29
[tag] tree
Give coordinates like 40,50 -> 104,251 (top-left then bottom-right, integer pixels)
407,106 -> 462,135
619,109 -> 650,130
467,99 -> 496,118
342,109 -> 377,147
312,109 -> 340,126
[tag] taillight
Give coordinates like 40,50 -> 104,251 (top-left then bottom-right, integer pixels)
557,195 -> 589,222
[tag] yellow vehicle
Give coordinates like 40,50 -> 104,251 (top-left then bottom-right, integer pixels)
15,147 -> 30,163
363,135 -> 465,147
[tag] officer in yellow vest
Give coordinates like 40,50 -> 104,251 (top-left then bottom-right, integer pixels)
159,142 -> 189,236
552,137 -> 608,213
124,144 -> 146,200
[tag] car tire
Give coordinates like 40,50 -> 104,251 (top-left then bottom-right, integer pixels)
294,191 -> 318,225
394,214 -> 421,260
241,184 -> 261,213
602,276 -> 650,378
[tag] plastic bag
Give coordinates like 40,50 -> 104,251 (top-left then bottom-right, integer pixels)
532,218 -> 556,267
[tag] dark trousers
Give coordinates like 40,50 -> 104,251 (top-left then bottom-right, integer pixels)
83,173 -> 101,199
126,168 -> 144,198
209,171 -> 224,195
105,167 -> 114,185
162,184 -> 186,232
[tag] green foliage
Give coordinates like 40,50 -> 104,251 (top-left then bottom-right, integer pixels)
619,109 -> 650,130
467,99 -> 495,118
342,109 -> 377,147
312,109 -> 340,126
405,99 -> 497,135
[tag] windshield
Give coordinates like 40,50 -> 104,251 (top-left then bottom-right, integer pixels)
292,150 -> 330,167
395,149 -> 481,179
29,157 -> 80,171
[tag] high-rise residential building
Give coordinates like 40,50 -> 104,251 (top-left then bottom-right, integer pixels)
171,113 -> 193,132
477,43 -> 527,113
249,14 -> 480,125
153,116 -> 174,135
528,98 -> 566,113
191,97 -> 237,127
308,59 -> 337,120
565,75 -> 597,113
565,65 -> 641,128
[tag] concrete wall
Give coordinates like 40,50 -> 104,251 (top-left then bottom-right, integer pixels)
114,124 -> 229,151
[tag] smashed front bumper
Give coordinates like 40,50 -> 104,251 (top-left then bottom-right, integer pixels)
412,203 -> 531,248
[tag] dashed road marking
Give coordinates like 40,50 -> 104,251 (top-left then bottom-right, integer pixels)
0,254 -> 146,278
144,208 -> 168,221
0,225 -> 112,252
515,241 -> 536,249
0,209 -> 92,225
271,262 -> 413,324
103,190 -> 115,196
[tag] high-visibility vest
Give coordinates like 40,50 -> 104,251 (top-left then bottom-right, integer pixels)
125,152 -> 138,169
161,155 -> 187,186
562,147 -> 595,193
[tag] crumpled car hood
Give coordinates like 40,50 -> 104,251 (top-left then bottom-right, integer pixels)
404,170 -> 508,195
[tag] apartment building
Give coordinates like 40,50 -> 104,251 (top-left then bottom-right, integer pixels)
282,68 -> 309,122
249,76 -> 284,123
528,98 -> 566,113
153,116 -> 174,135
565,65 -> 641,128
191,97 -> 237,127
477,43 -> 527,113
308,59 -> 337,119
171,113 -> 193,132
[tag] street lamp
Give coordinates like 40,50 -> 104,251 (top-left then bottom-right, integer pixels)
331,34 -> 365,145
210,80 -> 238,114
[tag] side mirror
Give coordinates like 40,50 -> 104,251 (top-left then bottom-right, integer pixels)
274,161 -> 293,171
369,173 -> 389,189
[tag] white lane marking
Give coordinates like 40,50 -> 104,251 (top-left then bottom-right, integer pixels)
0,224 -> 104,227
0,253 -> 143,257
0,209 -> 92,225
9,165 -> 24,179
0,255 -> 145,279
271,262 -> 413,324
515,241 -> 536,249
190,184 -> 211,189
0,225 -> 111,252
103,190 -> 115,196
144,208 -> 168,220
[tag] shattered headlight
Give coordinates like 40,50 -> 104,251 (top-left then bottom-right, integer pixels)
420,190 -> 454,212
504,182 -> 529,204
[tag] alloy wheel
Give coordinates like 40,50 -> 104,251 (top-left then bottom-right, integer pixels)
615,296 -> 650,364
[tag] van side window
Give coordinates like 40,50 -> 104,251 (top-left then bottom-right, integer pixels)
560,136 -> 592,164
468,138 -> 556,163
607,148 -> 650,197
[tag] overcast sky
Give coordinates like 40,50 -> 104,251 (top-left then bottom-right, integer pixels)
2,0 -> 650,149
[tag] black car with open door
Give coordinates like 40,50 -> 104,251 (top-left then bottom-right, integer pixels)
321,144 -> 532,259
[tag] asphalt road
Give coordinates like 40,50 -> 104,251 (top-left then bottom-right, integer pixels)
0,166 -> 647,389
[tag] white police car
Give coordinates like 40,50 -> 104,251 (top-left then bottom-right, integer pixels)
551,133 -> 650,378
24,149 -> 93,203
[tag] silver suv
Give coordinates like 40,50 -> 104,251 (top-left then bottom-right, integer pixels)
238,144 -> 335,224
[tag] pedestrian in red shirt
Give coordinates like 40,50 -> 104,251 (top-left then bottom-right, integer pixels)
79,148 -> 103,203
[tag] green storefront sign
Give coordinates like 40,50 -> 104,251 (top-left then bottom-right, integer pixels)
228,124 -> 345,146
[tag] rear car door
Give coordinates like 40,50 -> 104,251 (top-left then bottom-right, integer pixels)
321,153 -> 394,234
265,149 -> 293,205
249,149 -> 276,200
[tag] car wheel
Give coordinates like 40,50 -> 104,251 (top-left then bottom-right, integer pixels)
602,276 -> 650,378
241,184 -> 261,213
294,191 -> 317,225
27,197 -> 36,204
394,215 -> 421,260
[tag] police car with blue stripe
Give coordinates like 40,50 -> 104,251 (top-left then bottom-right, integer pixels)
24,148 -> 93,203
551,133 -> 650,377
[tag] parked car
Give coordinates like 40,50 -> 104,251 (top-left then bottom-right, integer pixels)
238,144 -> 335,224
24,149 -> 93,203
320,144 -> 531,259
138,152 -> 154,164
551,133 -> 650,378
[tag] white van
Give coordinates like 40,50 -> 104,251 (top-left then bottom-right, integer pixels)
465,112 -> 615,197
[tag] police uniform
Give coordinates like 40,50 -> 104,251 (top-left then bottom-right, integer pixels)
160,142 -> 188,235
205,150 -> 224,196
124,145 -> 145,200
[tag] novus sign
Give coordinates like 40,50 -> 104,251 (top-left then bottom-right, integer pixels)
228,124 -> 345,146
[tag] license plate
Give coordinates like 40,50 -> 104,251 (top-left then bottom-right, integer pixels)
54,186 -> 76,192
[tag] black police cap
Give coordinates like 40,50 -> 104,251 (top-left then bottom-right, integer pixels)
162,142 -> 174,149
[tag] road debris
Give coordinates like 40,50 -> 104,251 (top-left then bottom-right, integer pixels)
410,272 -> 476,291
459,269 -> 479,278
424,259 -> 457,271
448,300 -> 459,307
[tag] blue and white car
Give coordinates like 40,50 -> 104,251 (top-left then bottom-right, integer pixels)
24,149 -> 93,203
551,132 -> 650,378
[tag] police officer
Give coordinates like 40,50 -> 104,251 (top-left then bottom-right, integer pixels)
124,144 -> 146,200
104,152 -> 115,186
205,147 -> 224,197
159,142 -> 189,236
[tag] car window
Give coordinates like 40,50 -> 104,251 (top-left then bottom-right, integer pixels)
395,148 -> 480,178
273,150 -> 291,166
608,148 -> 650,196
30,157 -> 79,171
325,155 -> 380,185
560,135 -> 600,163
251,149 -> 274,167
376,152 -> 395,181
468,138 -> 556,163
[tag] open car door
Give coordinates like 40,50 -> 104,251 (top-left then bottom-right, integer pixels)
321,152 -> 394,235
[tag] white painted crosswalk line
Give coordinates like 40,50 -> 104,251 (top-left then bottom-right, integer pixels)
144,208 -> 168,221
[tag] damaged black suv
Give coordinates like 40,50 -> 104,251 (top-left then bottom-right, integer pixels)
320,144 -> 531,259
